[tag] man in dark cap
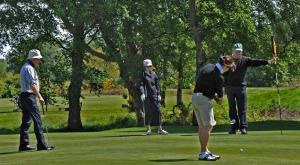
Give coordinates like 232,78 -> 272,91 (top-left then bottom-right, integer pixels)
224,43 -> 274,134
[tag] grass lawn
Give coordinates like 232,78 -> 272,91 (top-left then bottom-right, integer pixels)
0,127 -> 300,165
0,88 -> 299,164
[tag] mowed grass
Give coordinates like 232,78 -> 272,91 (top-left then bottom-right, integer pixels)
0,127 -> 300,165
0,88 -> 299,164
0,88 -> 300,133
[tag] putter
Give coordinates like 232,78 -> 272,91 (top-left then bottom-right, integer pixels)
41,103 -> 50,144
230,119 -> 236,125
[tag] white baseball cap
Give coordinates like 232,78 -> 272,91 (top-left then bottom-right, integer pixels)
27,49 -> 42,59
143,59 -> 152,67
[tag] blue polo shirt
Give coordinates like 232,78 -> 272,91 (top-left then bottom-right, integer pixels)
20,60 -> 40,93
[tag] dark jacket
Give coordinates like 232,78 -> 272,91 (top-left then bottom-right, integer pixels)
224,56 -> 268,87
139,71 -> 160,98
194,64 -> 224,99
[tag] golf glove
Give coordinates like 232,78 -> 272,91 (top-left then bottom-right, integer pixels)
157,95 -> 161,102
141,94 -> 145,102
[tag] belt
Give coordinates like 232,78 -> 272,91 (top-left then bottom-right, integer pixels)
20,92 -> 35,96
194,92 -> 211,99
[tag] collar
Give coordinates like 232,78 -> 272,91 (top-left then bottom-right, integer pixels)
26,59 -> 35,68
215,63 -> 224,74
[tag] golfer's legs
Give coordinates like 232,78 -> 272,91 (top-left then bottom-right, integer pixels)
226,87 -> 239,129
198,125 -> 213,152
150,99 -> 162,126
144,98 -> 151,126
28,95 -> 47,147
236,87 -> 247,129
19,102 -> 32,147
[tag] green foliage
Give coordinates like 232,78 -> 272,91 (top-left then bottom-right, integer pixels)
0,59 -> 6,77
0,73 -> 20,98
84,66 -> 108,96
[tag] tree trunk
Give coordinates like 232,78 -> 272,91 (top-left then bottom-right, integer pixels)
125,80 -> 144,125
120,43 -> 145,126
189,0 -> 207,79
176,57 -> 184,105
67,26 -> 85,130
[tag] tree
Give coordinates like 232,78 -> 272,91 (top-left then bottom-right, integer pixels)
0,59 -> 6,77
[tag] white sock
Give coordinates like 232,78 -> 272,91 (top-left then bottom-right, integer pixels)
200,151 -> 208,158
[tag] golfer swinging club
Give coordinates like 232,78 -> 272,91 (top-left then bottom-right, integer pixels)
140,59 -> 168,135
19,49 -> 54,151
192,55 -> 234,161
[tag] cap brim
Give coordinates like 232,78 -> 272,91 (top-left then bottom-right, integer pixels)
234,49 -> 243,51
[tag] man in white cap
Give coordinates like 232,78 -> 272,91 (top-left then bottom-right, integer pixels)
140,59 -> 168,135
19,49 -> 54,151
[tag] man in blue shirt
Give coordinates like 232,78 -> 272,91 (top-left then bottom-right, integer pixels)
19,49 -> 54,151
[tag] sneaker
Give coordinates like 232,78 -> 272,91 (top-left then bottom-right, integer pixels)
208,151 -> 220,159
19,145 -> 35,152
37,145 -> 55,151
146,129 -> 152,135
241,128 -> 247,134
198,153 -> 218,161
157,129 -> 168,135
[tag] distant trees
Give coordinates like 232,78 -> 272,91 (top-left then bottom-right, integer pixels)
0,0 -> 299,129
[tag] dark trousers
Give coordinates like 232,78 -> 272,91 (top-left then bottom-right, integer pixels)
144,97 -> 162,126
225,86 -> 247,130
19,93 -> 47,148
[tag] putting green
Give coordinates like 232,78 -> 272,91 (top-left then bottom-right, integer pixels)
0,127 -> 299,165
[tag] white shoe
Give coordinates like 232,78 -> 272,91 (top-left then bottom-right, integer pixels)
158,129 -> 168,135
146,129 -> 152,135
198,153 -> 218,161
208,151 -> 220,159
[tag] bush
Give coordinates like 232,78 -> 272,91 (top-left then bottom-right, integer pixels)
0,73 -> 20,98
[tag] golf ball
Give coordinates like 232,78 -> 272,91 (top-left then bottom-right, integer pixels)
240,148 -> 244,152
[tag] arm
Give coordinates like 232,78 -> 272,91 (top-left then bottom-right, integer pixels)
30,84 -> 44,105
214,75 -> 224,104
25,67 -> 44,105
139,71 -> 146,101
155,73 -> 161,96
139,71 -> 145,95
245,57 -> 268,67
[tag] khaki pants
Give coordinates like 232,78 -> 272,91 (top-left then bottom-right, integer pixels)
192,93 -> 216,127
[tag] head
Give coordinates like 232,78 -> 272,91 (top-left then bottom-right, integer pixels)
143,59 -> 154,72
232,43 -> 243,59
27,49 -> 42,67
218,55 -> 235,72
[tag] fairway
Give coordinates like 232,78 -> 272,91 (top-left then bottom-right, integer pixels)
0,127 -> 299,165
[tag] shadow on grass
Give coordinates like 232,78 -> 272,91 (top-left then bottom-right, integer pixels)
149,158 -> 196,162
0,120 -> 299,135
100,134 -> 146,138
0,151 -> 28,155
162,120 -> 300,134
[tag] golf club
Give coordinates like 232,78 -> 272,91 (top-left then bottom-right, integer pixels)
41,103 -> 50,144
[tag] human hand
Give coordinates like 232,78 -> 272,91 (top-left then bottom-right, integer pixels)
214,97 -> 223,105
39,97 -> 45,105
141,94 -> 145,102
157,95 -> 161,102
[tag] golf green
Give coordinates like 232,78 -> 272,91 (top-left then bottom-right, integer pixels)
0,127 -> 299,165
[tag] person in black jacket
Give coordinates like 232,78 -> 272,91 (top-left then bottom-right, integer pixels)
140,59 -> 168,135
192,55 -> 234,161
224,43 -> 274,134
